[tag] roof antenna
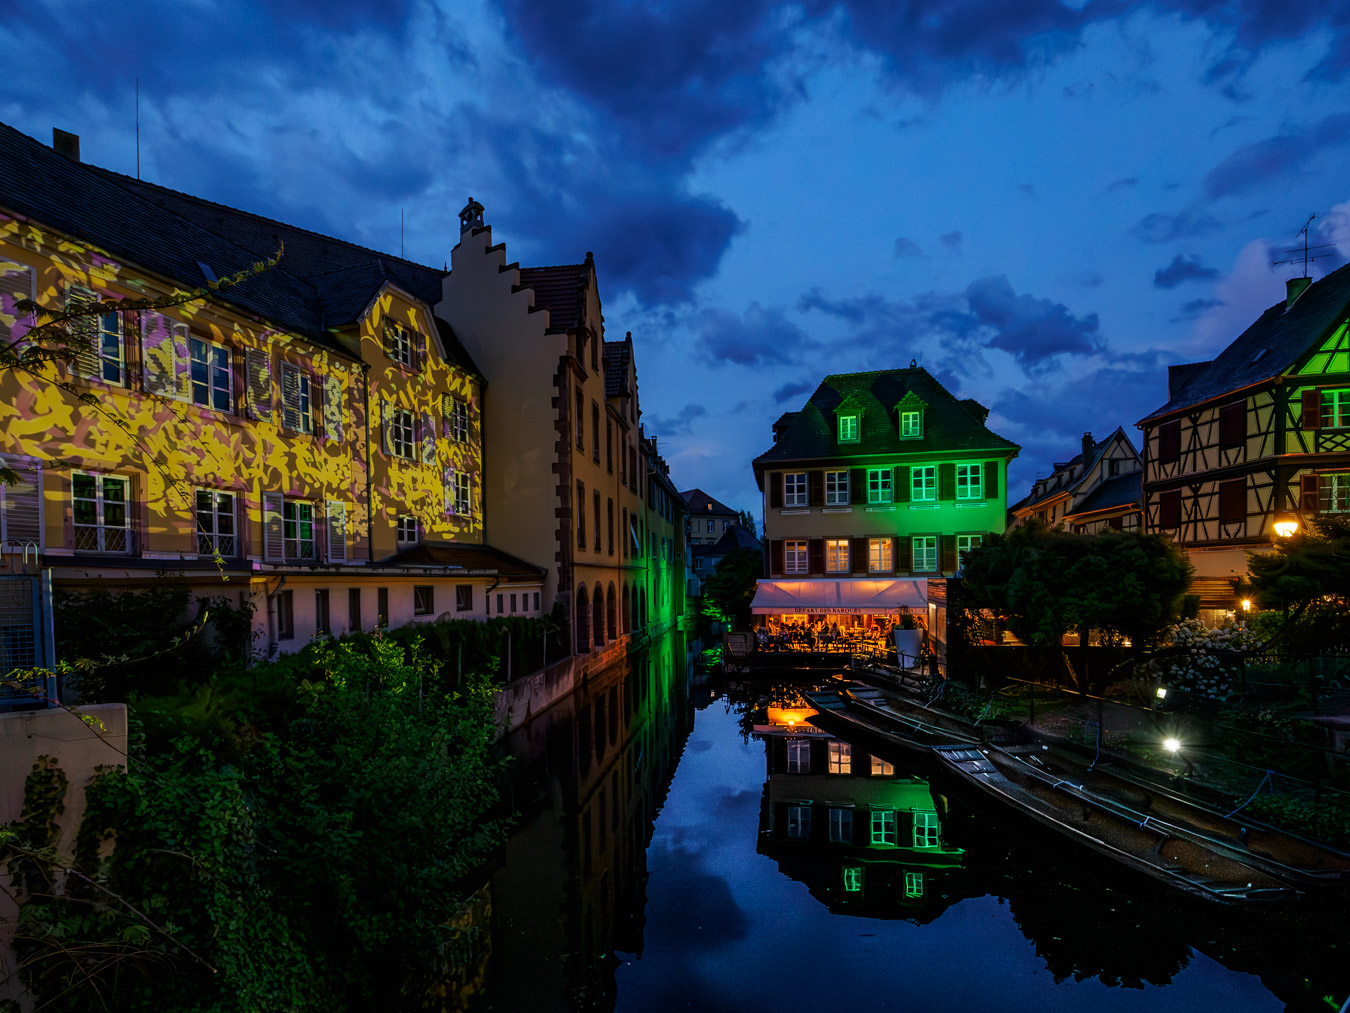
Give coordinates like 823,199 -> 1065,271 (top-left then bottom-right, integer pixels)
1272,213 -> 1334,276
135,77 -> 140,179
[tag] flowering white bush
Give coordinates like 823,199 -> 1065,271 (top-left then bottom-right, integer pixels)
1150,619 -> 1263,700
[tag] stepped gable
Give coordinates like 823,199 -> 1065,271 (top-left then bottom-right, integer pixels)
518,261 -> 589,334
1141,261 -> 1350,423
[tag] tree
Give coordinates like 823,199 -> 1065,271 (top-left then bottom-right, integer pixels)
736,509 -> 758,539
700,547 -> 764,630
959,522 -> 1193,692
1246,516 -> 1350,651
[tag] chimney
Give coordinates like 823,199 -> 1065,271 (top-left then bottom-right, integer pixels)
1286,276 -> 1312,310
1081,432 -> 1094,461
52,128 -> 80,162
458,197 -> 484,235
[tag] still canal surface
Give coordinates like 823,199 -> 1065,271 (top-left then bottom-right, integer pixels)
470,634 -> 1347,1012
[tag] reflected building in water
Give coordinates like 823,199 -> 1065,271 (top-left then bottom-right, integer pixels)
754,704 -> 973,922
477,632 -> 693,1011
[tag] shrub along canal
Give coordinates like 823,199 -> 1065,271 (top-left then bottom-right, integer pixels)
471,639 -> 1348,1012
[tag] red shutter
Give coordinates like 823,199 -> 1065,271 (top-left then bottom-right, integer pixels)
894,466 -> 910,503
1219,402 -> 1245,448
1158,490 -> 1181,529
938,463 -> 956,501
1302,389 -> 1322,430
808,471 -> 824,507
808,538 -> 825,576
770,539 -> 784,575
941,534 -> 957,573
1158,420 -> 1181,461
770,472 -> 783,509
984,461 -> 998,500
851,537 -> 869,575
1218,480 -> 1245,524
1301,474 -> 1320,514
850,468 -> 866,505
895,536 -> 911,574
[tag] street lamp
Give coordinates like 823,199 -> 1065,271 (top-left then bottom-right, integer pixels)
1273,518 -> 1299,538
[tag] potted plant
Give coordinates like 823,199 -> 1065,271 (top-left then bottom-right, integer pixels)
893,610 -> 924,666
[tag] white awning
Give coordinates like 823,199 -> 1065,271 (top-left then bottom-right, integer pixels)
750,578 -> 928,615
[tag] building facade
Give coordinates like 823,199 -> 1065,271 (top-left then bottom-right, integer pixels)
1009,428 -> 1143,534
0,123 -> 543,662
750,367 -> 1018,628
1138,268 -> 1350,614
681,488 -> 740,546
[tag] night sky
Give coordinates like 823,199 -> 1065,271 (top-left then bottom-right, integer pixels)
9,1 -> 1350,516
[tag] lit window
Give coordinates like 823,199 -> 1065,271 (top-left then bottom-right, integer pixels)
196,489 -> 235,556
827,740 -> 851,774
389,408 -> 415,459
870,809 -> 897,846
383,322 -> 412,366
396,515 -> 418,544
1322,390 -> 1350,428
867,468 -> 892,504
911,536 -> 938,572
905,871 -> 925,898
189,337 -> 232,411
783,472 -> 808,507
413,585 -> 434,616
870,756 -> 894,776
825,538 -> 849,573
956,534 -> 982,567
787,805 -> 811,839
868,537 -> 891,573
829,808 -> 853,843
784,539 -> 808,575
786,738 -> 810,773
838,414 -> 859,442
956,463 -> 984,500
280,363 -> 312,433
283,501 -> 315,560
913,810 -> 941,848
911,466 -> 936,502
1321,473 -> 1350,513
72,472 -> 131,553
825,471 -> 849,505
900,410 -> 922,439
842,866 -> 863,893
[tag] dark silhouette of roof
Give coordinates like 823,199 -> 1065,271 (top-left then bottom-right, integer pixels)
380,541 -> 546,577
681,488 -> 739,516
1141,262 -> 1350,423
1017,427 -> 1135,511
713,524 -> 762,553
1067,472 -> 1142,516
754,367 -> 1018,473
518,255 -> 591,333
604,336 -> 632,399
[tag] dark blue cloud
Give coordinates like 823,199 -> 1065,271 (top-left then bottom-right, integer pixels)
965,275 -> 1103,374
1131,209 -> 1224,243
773,380 -> 815,403
1203,113 -> 1350,198
648,404 -> 708,435
695,303 -> 815,366
1153,254 -> 1221,288
1171,297 -> 1225,321
893,236 -> 924,258
941,230 -> 964,251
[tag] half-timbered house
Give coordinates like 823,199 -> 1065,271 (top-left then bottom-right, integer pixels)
1009,428 -> 1143,534
1138,268 -> 1350,616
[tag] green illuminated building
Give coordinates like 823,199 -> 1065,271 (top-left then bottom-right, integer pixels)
751,367 -> 1018,622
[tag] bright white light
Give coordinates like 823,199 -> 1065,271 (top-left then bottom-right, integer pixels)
1163,737 -> 1181,753
1274,520 -> 1298,538
1155,686 -> 1168,700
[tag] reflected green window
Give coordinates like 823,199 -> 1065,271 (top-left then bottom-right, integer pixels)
842,866 -> 863,893
905,871 -> 925,898
870,809 -> 897,846
913,810 -> 940,848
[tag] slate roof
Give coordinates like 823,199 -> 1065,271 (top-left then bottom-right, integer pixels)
380,541 -> 546,577
1067,472 -> 1142,517
1141,262 -> 1350,423
753,368 -> 1019,476
681,488 -> 739,515
714,524 -> 762,553
604,337 -> 632,398
519,258 -> 591,333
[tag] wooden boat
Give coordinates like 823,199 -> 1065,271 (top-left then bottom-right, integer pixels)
933,743 -> 1303,905
1006,746 -> 1350,890
804,685 -> 981,755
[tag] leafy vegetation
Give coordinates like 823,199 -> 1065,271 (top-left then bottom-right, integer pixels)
1246,516 -> 1350,652
700,547 -> 763,630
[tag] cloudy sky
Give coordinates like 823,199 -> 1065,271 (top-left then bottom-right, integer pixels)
8,1 -> 1350,516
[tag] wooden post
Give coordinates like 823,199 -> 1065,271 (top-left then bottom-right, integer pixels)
1028,681 -> 1036,727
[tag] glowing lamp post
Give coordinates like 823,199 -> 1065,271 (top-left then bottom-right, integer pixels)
1273,519 -> 1299,538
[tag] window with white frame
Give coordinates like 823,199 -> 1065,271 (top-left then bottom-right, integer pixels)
783,472 -> 807,507
787,805 -> 811,839
195,489 -> 235,556
913,810 -> 941,848
283,500 -> 316,560
956,462 -> 984,500
447,471 -> 471,516
276,589 -> 294,640
1321,389 -> 1350,428
93,306 -> 124,384
69,290 -> 125,385
73,472 -> 131,552
870,809 -> 897,846
867,468 -> 892,504
912,535 -> 937,572
900,410 -> 922,439
383,322 -> 412,366
784,539 -> 808,575
825,470 -> 849,505
189,337 -> 232,411
396,515 -> 418,545
389,407 -> 415,458
905,871 -> 925,898
827,740 -> 851,774
825,538 -> 849,573
956,534 -> 982,567
280,363 -> 312,433
838,414 -> 859,442
911,466 -> 936,502
868,537 -> 891,573
413,585 -> 434,616
1321,473 -> 1350,513
444,395 -> 470,442
828,808 -> 853,843
871,756 -> 894,776
786,738 -> 810,773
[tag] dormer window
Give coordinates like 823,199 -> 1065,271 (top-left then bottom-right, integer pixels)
838,414 -> 860,443
383,323 -> 413,367
900,410 -> 922,439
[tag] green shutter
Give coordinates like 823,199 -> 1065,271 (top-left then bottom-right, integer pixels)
984,461 -> 999,499
895,467 -> 910,503
938,463 -> 956,501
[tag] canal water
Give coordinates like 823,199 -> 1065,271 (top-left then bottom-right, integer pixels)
470,633 -> 1347,1012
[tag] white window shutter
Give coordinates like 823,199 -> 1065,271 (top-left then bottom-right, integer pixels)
325,501 -> 347,562
141,311 -> 175,396
246,348 -> 273,421
280,363 -> 301,431
0,457 -> 43,548
0,262 -> 34,344
66,286 -> 100,379
421,411 -> 437,464
263,492 -> 285,562
172,322 -> 192,400
443,467 -> 456,515
381,398 -> 393,455
322,371 -> 344,441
